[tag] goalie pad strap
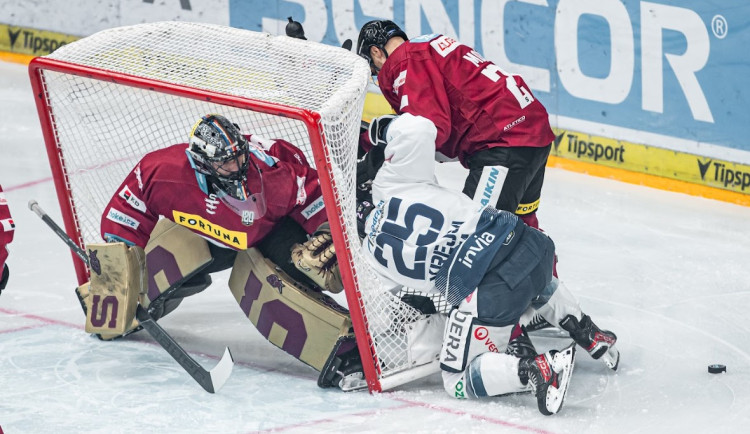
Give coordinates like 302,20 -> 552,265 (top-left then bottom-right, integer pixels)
229,248 -> 352,371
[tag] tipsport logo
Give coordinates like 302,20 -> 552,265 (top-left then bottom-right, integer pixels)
6,27 -> 69,55
556,132 -> 625,163
697,159 -> 750,191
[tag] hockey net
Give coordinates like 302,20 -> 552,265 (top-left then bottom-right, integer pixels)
29,21 -> 436,392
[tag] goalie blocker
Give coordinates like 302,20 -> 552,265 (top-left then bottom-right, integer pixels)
77,219 -> 361,389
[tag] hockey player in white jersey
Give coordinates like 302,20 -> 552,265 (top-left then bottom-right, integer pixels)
360,114 -> 618,415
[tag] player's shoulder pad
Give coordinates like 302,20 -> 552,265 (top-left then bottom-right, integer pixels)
246,134 -> 278,168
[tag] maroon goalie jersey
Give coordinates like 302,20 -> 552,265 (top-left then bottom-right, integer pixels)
0,184 -> 14,270
100,137 -> 328,250
377,34 -> 555,165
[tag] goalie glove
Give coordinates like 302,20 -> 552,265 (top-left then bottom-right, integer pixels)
291,224 -> 344,293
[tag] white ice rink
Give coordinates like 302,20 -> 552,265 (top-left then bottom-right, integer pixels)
2,59 -> 750,433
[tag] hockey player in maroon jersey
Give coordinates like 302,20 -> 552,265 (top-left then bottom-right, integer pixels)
79,114 -> 364,390
357,20 -> 562,332
0,185 -> 14,292
357,20 -> 554,232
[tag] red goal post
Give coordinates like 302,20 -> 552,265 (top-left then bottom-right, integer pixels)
28,21 -> 438,392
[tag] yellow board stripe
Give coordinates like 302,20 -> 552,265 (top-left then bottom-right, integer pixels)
548,155 -> 750,207
0,51 -> 34,64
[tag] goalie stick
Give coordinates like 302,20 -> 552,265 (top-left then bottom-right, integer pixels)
28,200 -> 234,393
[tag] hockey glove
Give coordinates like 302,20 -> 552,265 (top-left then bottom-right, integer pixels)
291,224 -> 344,293
368,114 -> 397,148
356,199 -> 375,239
0,263 -> 8,293
355,145 -> 385,202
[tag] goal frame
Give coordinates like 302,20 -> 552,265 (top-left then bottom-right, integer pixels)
28,56 -> 384,391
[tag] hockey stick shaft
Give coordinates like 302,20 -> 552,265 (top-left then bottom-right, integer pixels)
28,200 -> 233,393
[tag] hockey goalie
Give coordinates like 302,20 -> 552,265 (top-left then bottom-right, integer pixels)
358,114 -> 619,415
75,114 -> 364,391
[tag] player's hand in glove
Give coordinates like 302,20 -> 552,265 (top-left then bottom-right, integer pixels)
291,223 -> 344,293
368,114 -> 398,148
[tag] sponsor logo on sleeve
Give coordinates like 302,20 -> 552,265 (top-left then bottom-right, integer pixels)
295,176 -> 308,205
1,218 -> 15,232
392,70 -> 407,95
106,208 -> 140,230
301,196 -> 325,220
430,35 -> 461,57
172,210 -> 247,250
134,164 -> 144,191
118,185 -> 147,213
0,192 -> 7,206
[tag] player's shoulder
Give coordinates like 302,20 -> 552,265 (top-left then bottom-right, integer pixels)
249,134 -> 310,168
142,143 -> 187,162
138,143 -> 191,177
397,34 -> 465,63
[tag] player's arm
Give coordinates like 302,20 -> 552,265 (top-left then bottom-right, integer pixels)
284,164 -> 344,293
100,164 -> 159,247
380,54 -> 453,148
375,114 -> 439,185
79,161 -> 161,338
0,185 -> 14,292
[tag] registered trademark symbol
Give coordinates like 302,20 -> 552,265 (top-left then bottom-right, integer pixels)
711,15 -> 728,39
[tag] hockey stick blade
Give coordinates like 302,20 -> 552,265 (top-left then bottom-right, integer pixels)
29,199 -> 234,393
341,39 -> 353,51
135,306 -> 234,393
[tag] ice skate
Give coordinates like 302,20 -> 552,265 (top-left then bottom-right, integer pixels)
519,343 -> 576,416
560,314 -> 619,370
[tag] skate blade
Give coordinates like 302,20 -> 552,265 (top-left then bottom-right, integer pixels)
601,346 -> 620,371
544,343 -> 576,415
339,372 -> 368,392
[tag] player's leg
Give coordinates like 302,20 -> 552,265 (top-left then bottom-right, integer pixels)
531,277 -> 620,370
439,306 -> 576,415
462,145 -> 551,216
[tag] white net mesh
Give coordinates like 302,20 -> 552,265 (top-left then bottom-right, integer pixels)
35,21 -> 430,389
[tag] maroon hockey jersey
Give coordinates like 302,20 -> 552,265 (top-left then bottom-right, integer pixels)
377,34 -> 555,166
0,185 -> 14,270
100,137 -> 328,250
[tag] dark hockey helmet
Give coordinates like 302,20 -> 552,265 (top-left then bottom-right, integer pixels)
286,16 -> 307,40
356,20 -> 407,71
187,114 -> 251,200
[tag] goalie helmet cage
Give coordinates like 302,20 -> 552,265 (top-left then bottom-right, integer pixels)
28,21 -> 437,393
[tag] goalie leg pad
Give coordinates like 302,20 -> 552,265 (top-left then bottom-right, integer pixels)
229,247 -> 353,371
142,219 -> 214,312
81,242 -> 146,336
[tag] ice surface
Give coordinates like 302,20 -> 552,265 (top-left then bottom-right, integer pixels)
2,60 -> 750,433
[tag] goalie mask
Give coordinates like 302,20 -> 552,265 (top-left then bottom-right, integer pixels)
356,20 -> 408,73
187,114 -> 267,219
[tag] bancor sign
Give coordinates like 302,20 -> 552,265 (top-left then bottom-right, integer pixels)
236,0 -> 747,154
